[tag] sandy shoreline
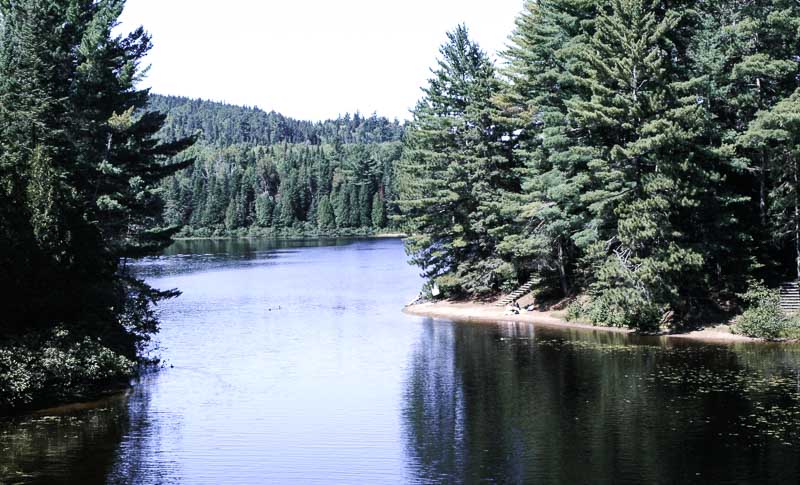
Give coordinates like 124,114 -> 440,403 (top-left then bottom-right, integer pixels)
403,300 -> 758,343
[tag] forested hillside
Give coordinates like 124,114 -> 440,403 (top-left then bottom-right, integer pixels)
398,0 -> 800,336
150,95 -> 404,237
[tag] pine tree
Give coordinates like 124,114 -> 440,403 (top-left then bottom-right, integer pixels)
371,191 -> 386,229
0,0 -> 194,351
0,0 -> 74,330
397,25 -> 514,297
562,0 -> 711,328
333,184 -> 351,228
496,0 -> 601,296
686,0 -> 800,285
739,89 -> 800,280
317,194 -> 336,230
255,193 -> 274,227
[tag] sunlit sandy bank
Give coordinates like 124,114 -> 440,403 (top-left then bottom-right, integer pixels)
403,300 -> 758,343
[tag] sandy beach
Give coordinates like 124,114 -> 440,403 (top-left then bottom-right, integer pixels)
403,300 -> 758,343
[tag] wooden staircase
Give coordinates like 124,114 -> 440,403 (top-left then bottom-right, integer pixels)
495,278 -> 539,307
780,281 -> 800,313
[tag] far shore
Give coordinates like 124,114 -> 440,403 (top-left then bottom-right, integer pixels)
403,300 -> 760,344
172,232 -> 407,241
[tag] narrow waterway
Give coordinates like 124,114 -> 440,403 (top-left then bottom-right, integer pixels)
2,238 -> 800,483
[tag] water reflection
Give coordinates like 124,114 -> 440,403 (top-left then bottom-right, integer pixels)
104,375 -> 182,485
3,238 -> 800,483
403,322 -> 467,483
0,381 -> 159,484
403,320 -> 800,483
132,237 -> 365,279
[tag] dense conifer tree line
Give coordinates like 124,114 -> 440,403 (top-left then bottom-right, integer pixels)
149,94 -> 404,146
399,1 -> 800,331
151,95 -> 404,236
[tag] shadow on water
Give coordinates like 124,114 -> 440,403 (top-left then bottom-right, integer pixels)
0,374 -> 172,485
402,319 -> 800,484
131,238 -> 372,279
6,238 -> 800,483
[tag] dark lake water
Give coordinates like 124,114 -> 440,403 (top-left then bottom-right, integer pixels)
3,238 -> 800,483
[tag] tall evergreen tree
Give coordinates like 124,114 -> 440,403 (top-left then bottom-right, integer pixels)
740,90 -> 800,280
563,0 -> 713,328
398,25 -> 515,297
0,0 -> 194,351
496,0 -> 601,296
317,194 -> 336,229
371,191 -> 386,228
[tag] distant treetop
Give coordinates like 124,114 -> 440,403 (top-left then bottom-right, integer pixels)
148,94 -> 405,146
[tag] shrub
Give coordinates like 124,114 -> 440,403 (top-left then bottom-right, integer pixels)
0,328 -> 134,413
734,281 -> 788,339
565,298 -> 586,321
584,288 -> 664,331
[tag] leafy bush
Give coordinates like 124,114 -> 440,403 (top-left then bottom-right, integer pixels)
563,291 -> 663,331
733,281 -> 790,339
565,300 -> 585,321
0,328 -> 134,413
584,288 -> 664,331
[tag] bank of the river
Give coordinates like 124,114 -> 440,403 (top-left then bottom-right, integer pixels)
404,300 -> 758,343
173,232 -> 407,241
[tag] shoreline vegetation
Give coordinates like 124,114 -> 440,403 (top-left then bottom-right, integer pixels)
171,230 -> 408,241
0,1 -> 193,415
394,3 -> 800,341
151,95 -> 405,239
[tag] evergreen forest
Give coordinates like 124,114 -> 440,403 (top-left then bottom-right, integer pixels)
150,95 -> 404,237
398,0 -> 800,333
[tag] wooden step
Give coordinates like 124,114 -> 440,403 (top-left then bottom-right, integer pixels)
780,281 -> 800,314
495,278 -> 540,306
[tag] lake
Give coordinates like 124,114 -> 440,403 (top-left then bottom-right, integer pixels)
2,238 -> 800,483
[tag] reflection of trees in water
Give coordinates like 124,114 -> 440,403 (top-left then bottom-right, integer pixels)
136,238 -> 371,279
402,321 -> 467,483
0,393 -> 130,484
162,238 -> 358,258
0,375 -> 181,485
105,374 -> 182,485
402,321 -> 800,483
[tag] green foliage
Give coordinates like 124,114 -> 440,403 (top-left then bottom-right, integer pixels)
148,94 -> 404,146
371,192 -> 386,228
0,0 -> 192,411
585,290 -> 665,331
565,299 -> 586,322
397,25 -> 517,298
317,194 -> 336,229
739,89 -> 800,280
151,99 -> 404,235
734,281 -> 788,339
0,327 -> 135,413
398,0 -> 800,332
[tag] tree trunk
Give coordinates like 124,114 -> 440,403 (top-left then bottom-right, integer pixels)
760,155 -> 768,227
795,158 -> 800,281
557,240 -> 569,296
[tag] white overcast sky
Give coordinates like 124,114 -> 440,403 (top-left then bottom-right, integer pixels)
118,0 -> 524,121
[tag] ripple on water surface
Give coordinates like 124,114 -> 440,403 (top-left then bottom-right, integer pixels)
2,238 -> 800,483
